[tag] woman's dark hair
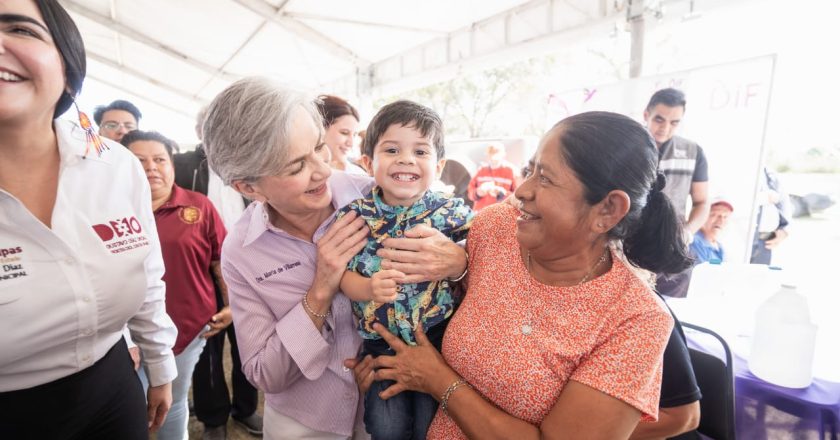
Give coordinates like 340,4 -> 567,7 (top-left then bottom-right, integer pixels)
35,0 -> 86,119
120,130 -> 177,160
315,95 -> 359,128
553,111 -> 691,274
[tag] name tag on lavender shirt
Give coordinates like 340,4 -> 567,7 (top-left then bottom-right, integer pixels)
254,260 -> 303,283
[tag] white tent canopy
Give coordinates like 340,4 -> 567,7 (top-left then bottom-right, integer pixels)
63,0 -> 763,144
62,0 -> 627,118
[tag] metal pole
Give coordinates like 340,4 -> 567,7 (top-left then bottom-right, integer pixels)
627,0 -> 646,78
629,15 -> 645,78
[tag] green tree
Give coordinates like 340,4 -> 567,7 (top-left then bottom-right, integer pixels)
376,58 -> 553,138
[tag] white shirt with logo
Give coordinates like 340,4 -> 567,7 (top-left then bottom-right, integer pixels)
0,119 -> 177,391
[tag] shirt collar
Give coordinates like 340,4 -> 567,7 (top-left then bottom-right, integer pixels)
694,231 -> 719,249
243,202 -> 271,247
242,173 -> 372,247
157,185 -> 190,211
658,136 -> 675,158
243,200 -> 342,247
242,200 -> 315,247
369,186 -> 445,221
55,118 -> 119,166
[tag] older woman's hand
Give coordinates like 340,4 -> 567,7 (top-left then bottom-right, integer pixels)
371,323 -> 458,400
343,354 -> 376,393
310,211 -> 368,300
377,225 -> 467,283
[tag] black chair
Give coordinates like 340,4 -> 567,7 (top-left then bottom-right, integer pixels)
678,322 -> 737,440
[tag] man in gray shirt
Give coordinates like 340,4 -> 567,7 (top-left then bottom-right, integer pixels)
644,88 -> 710,238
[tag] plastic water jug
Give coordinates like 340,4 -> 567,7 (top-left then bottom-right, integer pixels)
748,284 -> 818,388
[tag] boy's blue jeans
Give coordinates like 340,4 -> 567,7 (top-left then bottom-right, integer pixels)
364,380 -> 439,440
362,319 -> 449,440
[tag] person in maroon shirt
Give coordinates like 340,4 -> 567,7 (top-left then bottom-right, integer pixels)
123,130 -> 230,440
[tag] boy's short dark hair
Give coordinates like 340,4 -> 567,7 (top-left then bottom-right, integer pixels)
364,100 -> 444,159
93,100 -> 143,125
120,130 -> 176,160
645,88 -> 687,113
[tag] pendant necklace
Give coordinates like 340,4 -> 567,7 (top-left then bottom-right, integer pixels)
520,249 -> 609,336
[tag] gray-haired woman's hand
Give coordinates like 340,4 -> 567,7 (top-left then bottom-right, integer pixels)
310,211 -> 368,301
343,354 -> 375,393
376,225 -> 467,284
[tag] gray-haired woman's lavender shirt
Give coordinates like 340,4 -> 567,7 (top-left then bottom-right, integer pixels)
220,171 -> 374,437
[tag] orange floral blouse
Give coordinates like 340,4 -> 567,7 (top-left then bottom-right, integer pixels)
427,203 -> 673,439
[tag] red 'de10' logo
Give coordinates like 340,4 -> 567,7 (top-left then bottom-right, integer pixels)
92,217 -> 143,242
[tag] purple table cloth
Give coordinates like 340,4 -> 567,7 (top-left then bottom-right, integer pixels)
687,330 -> 840,439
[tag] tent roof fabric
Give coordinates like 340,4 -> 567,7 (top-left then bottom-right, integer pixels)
61,0 -> 609,115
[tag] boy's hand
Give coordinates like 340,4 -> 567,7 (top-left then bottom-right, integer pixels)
371,269 -> 404,303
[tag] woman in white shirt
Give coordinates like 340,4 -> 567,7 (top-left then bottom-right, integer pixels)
0,1 -> 177,438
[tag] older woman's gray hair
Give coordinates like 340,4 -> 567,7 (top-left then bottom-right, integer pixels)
203,77 -> 323,185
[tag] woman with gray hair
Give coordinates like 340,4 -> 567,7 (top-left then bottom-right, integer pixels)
202,77 -> 468,439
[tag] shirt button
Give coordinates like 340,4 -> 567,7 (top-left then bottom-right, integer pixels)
82,296 -> 91,303
344,391 -> 355,399
64,257 -> 76,265
81,354 -> 91,362
81,329 -> 93,336
342,365 -> 351,372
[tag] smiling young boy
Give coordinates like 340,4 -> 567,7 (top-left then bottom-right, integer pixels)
337,100 -> 473,439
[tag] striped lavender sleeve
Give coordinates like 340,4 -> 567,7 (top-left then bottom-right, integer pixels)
221,258 -> 332,393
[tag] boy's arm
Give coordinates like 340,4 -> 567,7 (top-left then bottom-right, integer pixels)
336,199 -> 375,302
340,270 -> 373,302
